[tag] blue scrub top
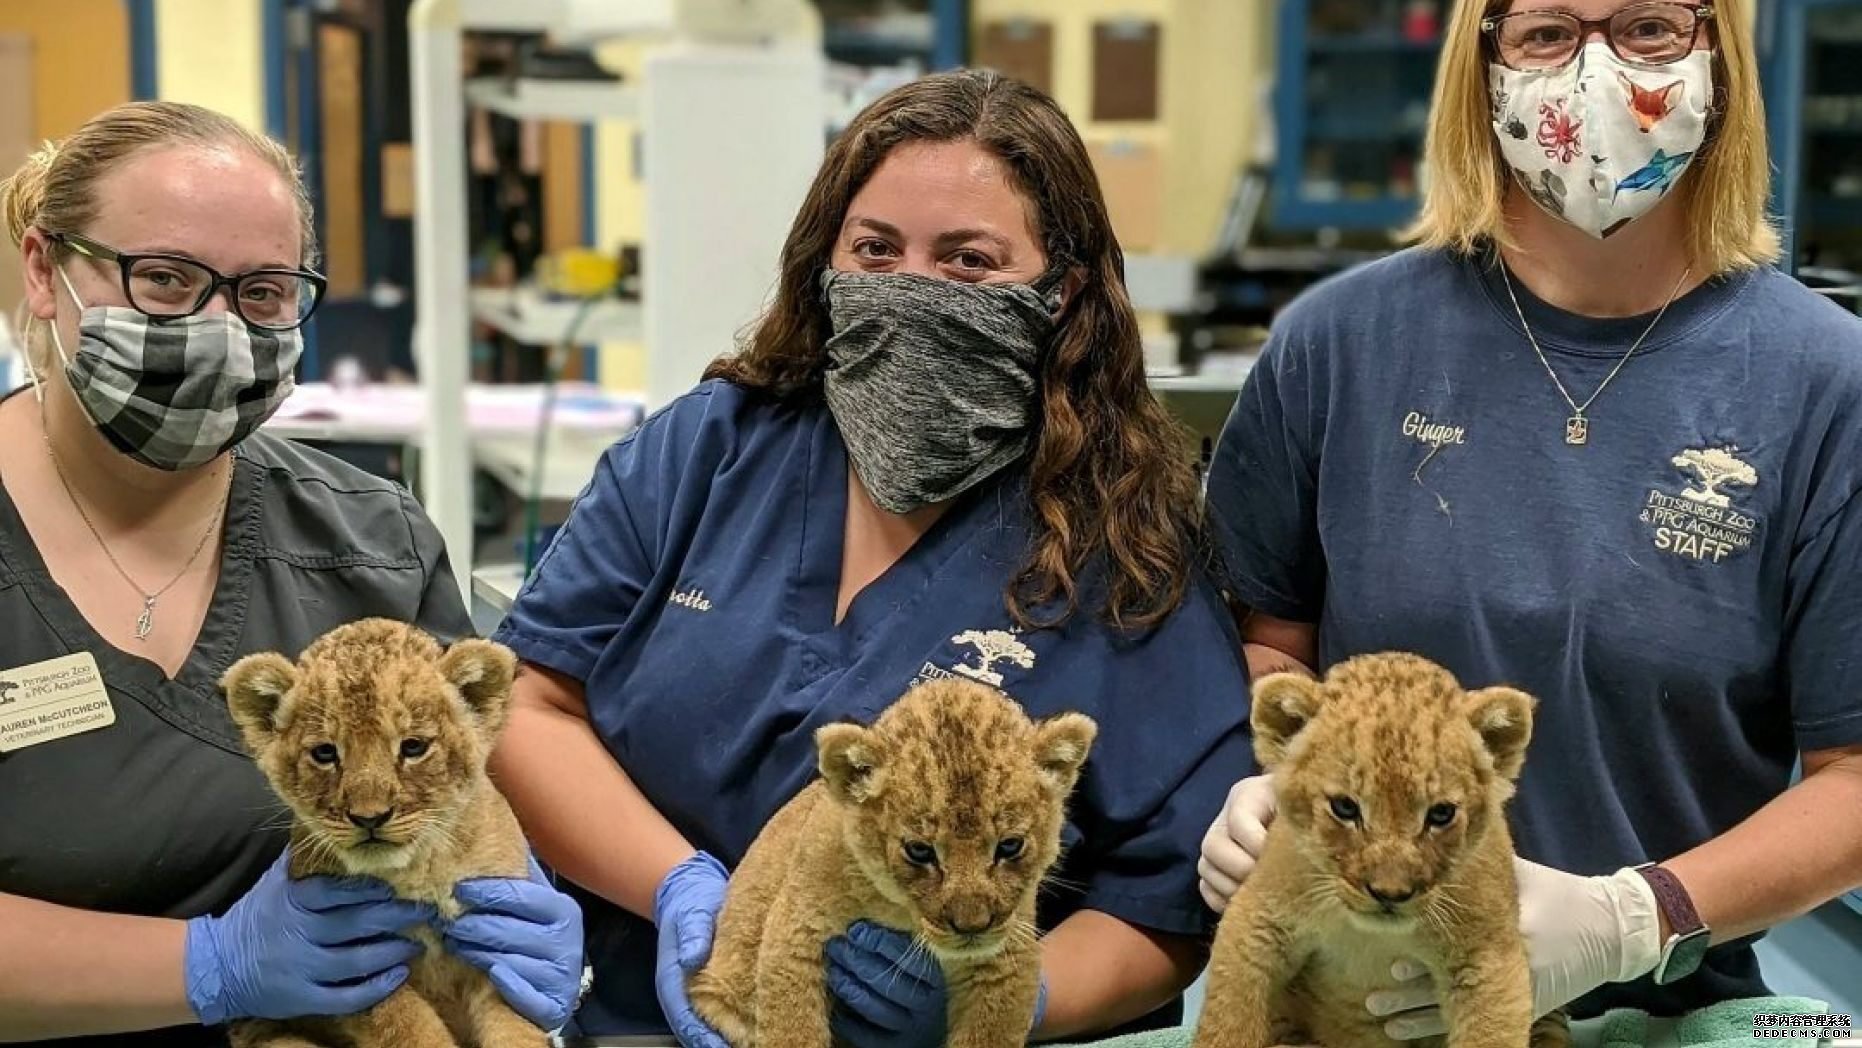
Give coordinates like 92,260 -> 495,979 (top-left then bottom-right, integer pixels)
1207,248 -> 1862,1017
496,380 -> 1253,1036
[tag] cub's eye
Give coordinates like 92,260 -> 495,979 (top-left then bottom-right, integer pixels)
400,738 -> 431,760
995,837 -> 1026,862
1328,796 -> 1361,823
309,743 -> 340,766
1426,803 -> 1458,828
902,841 -> 938,867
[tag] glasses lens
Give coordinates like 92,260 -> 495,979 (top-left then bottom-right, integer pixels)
235,272 -> 323,330
126,256 -> 214,317
1611,4 -> 1699,64
1497,12 -> 1582,69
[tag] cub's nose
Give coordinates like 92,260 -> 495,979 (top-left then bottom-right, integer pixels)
347,808 -> 394,831
943,904 -> 995,937
1365,883 -> 1417,908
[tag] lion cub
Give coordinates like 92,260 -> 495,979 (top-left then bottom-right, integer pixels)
688,679 -> 1096,1048
221,619 -> 546,1048
1196,653 -> 1563,1048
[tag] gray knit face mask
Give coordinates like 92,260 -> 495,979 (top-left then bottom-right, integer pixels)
820,268 -> 1063,514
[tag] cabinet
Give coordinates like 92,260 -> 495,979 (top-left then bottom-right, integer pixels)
1271,0 -> 1447,230
1764,0 -> 1862,300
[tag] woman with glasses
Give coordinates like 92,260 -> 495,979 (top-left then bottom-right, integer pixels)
0,102 -> 582,1046
1202,0 -> 1862,1034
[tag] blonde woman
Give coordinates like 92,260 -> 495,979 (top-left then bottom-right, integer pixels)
0,102 -> 580,1046
1200,0 -> 1862,1034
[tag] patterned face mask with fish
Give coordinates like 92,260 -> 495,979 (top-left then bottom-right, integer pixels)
1490,43 -> 1712,239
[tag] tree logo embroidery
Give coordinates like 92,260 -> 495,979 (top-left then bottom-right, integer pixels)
950,630 -> 1036,687
1640,446 -> 1762,564
0,680 -> 16,707
1672,447 -> 1758,509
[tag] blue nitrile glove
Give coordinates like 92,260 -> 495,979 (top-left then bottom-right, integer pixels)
444,855 -> 586,1031
1032,976 -> 1049,1036
184,852 -> 435,1025
825,921 -> 949,1048
653,852 -> 732,1048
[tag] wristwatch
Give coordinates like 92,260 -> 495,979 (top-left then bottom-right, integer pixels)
1633,863 -> 1711,985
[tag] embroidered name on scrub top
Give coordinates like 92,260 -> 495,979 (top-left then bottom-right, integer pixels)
0,652 -> 115,752
1401,411 -> 1468,447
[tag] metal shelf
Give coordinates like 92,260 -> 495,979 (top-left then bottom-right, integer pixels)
464,77 -> 639,121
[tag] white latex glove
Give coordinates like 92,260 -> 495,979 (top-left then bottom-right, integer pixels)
1367,859 -> 1666,1040
1197,774 -> 1277,912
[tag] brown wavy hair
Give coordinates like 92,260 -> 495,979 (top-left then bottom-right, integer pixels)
706,70 -> 1202,632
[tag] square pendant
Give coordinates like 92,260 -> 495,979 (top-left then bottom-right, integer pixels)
1566,416 -> 1590,446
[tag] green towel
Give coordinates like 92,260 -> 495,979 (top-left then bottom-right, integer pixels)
1052,1027 -> 1190,1048
1590,995 -> 1830,1048
1054,994 -> 1832,1048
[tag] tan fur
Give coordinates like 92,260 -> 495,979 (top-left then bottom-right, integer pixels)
1195,653 -> 1568,1048
220,619 -> 546,1048
688,679 -> 1096,1048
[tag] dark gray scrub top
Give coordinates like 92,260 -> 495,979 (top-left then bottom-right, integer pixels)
0,428 -> 471,1048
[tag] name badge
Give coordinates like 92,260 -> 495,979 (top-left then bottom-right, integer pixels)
0,653 -> 116,752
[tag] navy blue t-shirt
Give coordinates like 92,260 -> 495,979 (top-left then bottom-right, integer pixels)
1208,248 -> 1862,1017
496,380 -> 1253,1036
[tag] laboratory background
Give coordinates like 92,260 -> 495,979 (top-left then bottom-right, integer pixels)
0,0 -> 1857,1035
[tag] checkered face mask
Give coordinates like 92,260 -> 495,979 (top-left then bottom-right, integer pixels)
45,267 -> 300,471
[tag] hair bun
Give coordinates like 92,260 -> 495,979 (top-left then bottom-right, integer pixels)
1,140 -> 61,249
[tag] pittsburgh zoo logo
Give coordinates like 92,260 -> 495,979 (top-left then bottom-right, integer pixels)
950,630 -> 1036,687
1672,447 -> 1758,509
0,680 -> 17,706
1641,446 -> 1761,564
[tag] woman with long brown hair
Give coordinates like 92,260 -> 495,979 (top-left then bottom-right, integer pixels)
489,70 -> 1250,1042
1201,0 -> 1862,1035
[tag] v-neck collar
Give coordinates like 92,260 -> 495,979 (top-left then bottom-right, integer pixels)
0,446 -> 262,754
790,413 -> 1014,662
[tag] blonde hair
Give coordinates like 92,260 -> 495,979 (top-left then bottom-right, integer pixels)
1409,0 -> 1780,274
0,101 -> 318,266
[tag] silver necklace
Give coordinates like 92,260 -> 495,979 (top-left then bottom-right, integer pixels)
1501,263 -> 1691,446
41,431 -> 231,641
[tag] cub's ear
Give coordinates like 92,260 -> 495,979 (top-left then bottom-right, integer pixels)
1463,686 -> 1536,781
1250,673 -> 1325,770
1031,712 -> 1097,794
222,653 -> 299,752
817,722 -> 887,805
438,639 -> 519,737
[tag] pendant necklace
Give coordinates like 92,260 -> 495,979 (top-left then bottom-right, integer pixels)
1500,263 -> 1691,446
41,430 -> 230,641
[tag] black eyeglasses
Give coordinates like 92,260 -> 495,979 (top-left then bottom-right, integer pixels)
49,231 -> 327,331
1484,3 -> 1714,71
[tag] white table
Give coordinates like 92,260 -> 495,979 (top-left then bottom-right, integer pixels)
473,563 -> 527,617
266,382 -> 644,503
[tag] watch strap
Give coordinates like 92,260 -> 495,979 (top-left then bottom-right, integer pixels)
1633,863 -> 1705,936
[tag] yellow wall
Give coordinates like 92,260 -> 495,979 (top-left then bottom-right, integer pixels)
592,39 -> 648,391
973,0 -> 1170,146
1161,0 -> 1273,255
0,0 -> 131,142
154,0 -> 266,132
970,0 -> 1274,257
